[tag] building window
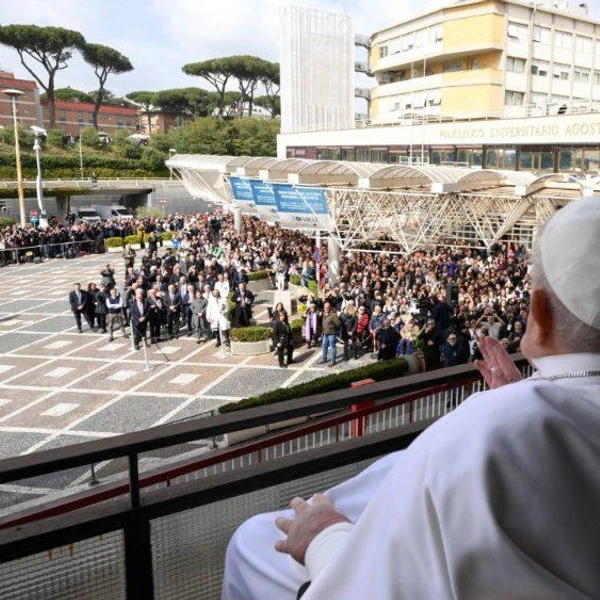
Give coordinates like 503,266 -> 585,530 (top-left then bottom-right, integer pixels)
553,63 -> 570,80
505,90 -> 525,105
379,45 -> 388,59
117,117 -> 123,128
576,35 -> 592,53
443,60 -> 462,73
77,111 -> 84,125
88,113 -> 94,123
574,68 -> 590,83
533,26 -> 551,44
506,56 -> 526,73
594,72 -> 600,85
471,57 -> 480,70
531,60 -> 549,77
555,31 -> 572,49
430,24 -> 443,43
507,22 -> 527,40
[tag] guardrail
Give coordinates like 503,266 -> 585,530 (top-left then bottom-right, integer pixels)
0,239 -> 106,266
0,178 -> 179,190
290,99 -> 600,133
0,358 -> 529,599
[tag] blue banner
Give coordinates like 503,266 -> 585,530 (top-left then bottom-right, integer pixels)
272,183 -> 331,230
249,179 -> 279,220
229,176 -> 254,204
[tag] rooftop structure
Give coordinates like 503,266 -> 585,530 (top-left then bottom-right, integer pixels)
278,1 -> 600,175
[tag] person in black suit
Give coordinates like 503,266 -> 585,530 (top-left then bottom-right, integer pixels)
164,283 -> 182,339
273,312 -> 294,368
147,288 -> 165,344
233,281 -> 254,327
68,282 -> 93,333
130,289 -> 148,350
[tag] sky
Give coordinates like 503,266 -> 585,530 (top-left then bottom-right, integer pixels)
0,0 -> 599,98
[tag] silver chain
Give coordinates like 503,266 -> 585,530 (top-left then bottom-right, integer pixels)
540,370 -> 600,381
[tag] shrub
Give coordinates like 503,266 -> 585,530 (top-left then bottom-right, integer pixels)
46,128 -> 65,148
308,280 -> 319,296
0,216 -> 17,229
80,126 -> 100,148
290,318 -> 303,332
160,231 -> 175,241
247,269 -> 269,281
136,207 -> 164,219
123,234 -> 141,245
104,237 -> 124,248
289,273 -> 301,286
219,357 -> 408,413
230,325 -> 273,342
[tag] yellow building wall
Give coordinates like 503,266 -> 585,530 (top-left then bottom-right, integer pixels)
369,97 -> 379,119
442,83 -> 503,116
442,12 -> 505,52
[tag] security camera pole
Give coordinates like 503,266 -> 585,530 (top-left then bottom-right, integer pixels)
2,89 -> 26,227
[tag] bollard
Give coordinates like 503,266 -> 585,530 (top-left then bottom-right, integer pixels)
350,378 -> 376,437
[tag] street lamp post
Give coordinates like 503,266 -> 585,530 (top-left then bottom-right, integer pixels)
33,136 -> 48,228
78,135 -> 84,180
168,148 -> 176,181
2,89 -> 26,227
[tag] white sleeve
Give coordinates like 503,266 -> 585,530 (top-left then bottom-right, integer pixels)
304,522 -> 354,581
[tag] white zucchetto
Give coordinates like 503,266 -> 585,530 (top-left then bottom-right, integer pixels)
540,196 -> 600,329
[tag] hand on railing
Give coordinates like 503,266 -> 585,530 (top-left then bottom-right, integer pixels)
275,494 -> 351,565
474,336 -> 522,389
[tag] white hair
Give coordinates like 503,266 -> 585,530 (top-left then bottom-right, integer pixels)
532,226 -> 600,353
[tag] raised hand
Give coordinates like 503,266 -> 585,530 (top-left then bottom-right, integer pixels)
475,336 -> 522,389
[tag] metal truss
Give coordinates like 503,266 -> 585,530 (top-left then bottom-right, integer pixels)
324,188 -> 566,253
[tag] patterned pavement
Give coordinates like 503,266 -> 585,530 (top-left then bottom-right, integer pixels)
0,253 -> 368,513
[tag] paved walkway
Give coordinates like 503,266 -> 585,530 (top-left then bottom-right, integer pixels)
0,253 -> 368,511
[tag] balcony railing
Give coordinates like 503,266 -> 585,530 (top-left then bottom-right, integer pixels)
0,358 -> 529,600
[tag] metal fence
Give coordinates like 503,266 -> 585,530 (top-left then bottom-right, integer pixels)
0,358 -> 529,599
0,239 -> 106,266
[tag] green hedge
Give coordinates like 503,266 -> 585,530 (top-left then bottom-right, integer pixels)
308,280 -> 319,295
289,273 -> 301,286
290,318 -> 303,332
247,269 -> 269,281
0,216 -> 17,229
160,231 -> 176,240
219,357 -> 408,413
123,234 -> 142,245
105,237 -> 124,248
230,325 -> 273,342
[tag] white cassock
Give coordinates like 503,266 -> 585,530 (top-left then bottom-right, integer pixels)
222,353 -> 600,600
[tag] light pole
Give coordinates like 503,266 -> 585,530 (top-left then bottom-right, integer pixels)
2,89 -> 26,227
78,135 -> 84,180
168,148 -> 176,181
33,136 -> 48,228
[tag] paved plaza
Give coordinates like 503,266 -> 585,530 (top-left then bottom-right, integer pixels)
0,253 -> 366,512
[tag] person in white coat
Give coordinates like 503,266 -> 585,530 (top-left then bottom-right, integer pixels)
222,196 -> 600,600
207,288 -> 230,348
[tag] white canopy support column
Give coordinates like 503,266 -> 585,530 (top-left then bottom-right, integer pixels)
327,235 -> 341,285
233,207 -> 243,232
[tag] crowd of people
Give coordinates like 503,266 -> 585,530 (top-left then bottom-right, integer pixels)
47,208 -> 533,367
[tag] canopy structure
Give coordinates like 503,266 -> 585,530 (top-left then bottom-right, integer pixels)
167,154 -> 588,252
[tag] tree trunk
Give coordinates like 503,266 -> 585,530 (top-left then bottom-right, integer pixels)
92,99 -> 101,130
146,111 -> 152,134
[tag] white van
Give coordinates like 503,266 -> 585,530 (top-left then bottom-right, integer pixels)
92,204 -> 134,221
74,206 -> 101,223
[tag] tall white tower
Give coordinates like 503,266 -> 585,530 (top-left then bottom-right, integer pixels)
280,6 -> 354,134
